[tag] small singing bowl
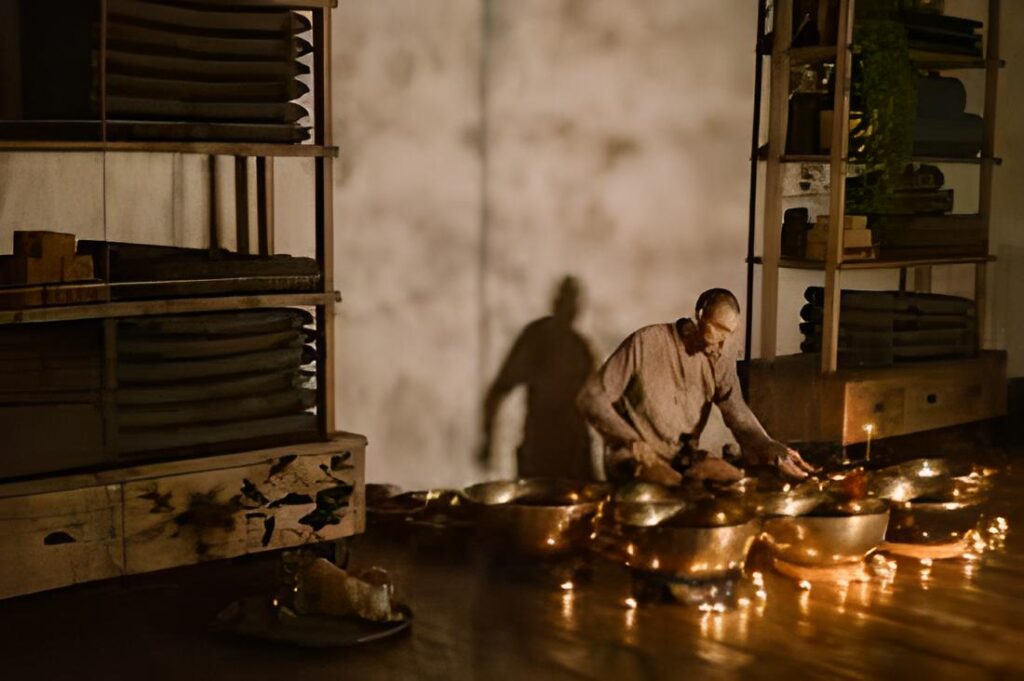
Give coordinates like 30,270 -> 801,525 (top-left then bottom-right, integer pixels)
886,499 -> 983,545
866,458 -> 953,502
613,498 -> 760,578
608,482 -> 694,528
462,479 -> 611,558
763,498 -> 890,567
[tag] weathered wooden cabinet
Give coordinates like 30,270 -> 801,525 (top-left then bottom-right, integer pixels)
0,435 -> 365,599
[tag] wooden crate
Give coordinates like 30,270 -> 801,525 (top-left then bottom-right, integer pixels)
0,434 -> 365,599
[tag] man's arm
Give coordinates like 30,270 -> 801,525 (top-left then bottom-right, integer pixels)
715,359 -> 815,479
576,334 -> 643,447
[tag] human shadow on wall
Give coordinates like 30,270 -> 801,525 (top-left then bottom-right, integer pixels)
479,276 -> 597,480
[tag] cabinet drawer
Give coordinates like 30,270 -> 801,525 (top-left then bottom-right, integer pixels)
123,446 -> 364,574
0,485 -> 124,599
843,381 -> 905,444
905,381 -> 986,433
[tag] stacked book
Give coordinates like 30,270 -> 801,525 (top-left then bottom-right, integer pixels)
799,287 -> 977,368
904,10 -> 983,57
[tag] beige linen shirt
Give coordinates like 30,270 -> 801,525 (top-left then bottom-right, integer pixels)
577,319 -> 775,469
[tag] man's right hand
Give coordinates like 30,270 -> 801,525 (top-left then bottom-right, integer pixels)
625,441 -> 682,486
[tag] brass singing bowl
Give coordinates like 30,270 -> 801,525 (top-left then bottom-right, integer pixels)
462,479 -> 612,557
866,458 -> 955,502
605,495 -> 760,578
886,499 -> 984,545
763,498 -> 890,566
609,481 -> 694,527
618,519 -> 761,578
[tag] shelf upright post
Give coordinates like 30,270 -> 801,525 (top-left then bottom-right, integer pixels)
821,0 -> 856,374
758,0 -> 793,360
234,156 -> 250,255
977,0 -> 1001,349
256,157 -> 275,256
313,6 -> 335,437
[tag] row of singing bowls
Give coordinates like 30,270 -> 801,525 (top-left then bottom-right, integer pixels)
461,479 -> 611,558
609,485 -> 761,578
762,498 -> 890,567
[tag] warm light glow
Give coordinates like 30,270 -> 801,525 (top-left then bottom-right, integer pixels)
561,581 -> 574,591
738,597 -> 752,607
756,589 -> 768,601
919,462 -> 939,478
920,558 -> 933,567
272,598 -> 279,608
546,538 -> 556,546
625,597 -> 638,609
798,580 -> 812,591
862,423 -> 875,435
752,571 -> 765,587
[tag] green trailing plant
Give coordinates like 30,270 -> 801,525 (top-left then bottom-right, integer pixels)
849,0 -> 917,213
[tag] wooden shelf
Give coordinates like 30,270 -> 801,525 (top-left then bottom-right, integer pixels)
0,140 -> 338,158
786,44 -> 1004,70
777,154 -> 1002,165
751,254 -> 993,271
0,291 -> 339,326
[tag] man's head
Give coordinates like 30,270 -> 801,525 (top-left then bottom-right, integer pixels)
694,288 -> 740,358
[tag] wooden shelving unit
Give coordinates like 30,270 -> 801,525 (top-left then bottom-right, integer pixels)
746,0 -> 1007,445
0,0 -> 364,599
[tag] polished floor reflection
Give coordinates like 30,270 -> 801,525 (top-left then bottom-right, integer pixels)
0,461 -> 1021,680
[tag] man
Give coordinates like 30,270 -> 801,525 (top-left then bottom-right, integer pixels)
577,288 -> 814,485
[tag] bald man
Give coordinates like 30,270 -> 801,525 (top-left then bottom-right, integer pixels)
577,288 -> 814,485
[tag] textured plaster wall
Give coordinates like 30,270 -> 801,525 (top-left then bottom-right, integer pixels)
331,0 -> 757,488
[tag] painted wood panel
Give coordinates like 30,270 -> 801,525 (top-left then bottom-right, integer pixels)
123,446 -> 364,574
0,484 -> 124,599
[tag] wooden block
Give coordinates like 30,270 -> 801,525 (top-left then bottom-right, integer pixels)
123,445 -> 364,574
62,254 -> 95,282
22,255 -> 64,284
843,228 -> 874,248
815,214 -> 869,231
13,231 -> 76,259
0,485 -> 124,599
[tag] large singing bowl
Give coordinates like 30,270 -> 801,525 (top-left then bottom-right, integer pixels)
461,479 -> 611,558
610,495 -> 760,578
763,498 -> 890,566
619,519 -> 761,578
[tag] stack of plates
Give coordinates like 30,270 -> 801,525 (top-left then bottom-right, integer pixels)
104,0 -> 313,142
116,308 -> 319,456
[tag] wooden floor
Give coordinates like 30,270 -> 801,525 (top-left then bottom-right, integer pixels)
1,453 -> 1022,680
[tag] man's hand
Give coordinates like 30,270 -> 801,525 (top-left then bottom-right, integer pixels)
685,457 -> 744,483
609,441 -> 682,486
770,442 -> 817,480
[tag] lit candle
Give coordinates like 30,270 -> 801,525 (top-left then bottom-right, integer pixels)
862,423 -> 875,462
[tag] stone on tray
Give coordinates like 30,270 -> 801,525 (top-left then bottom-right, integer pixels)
294,558 -> 398,623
